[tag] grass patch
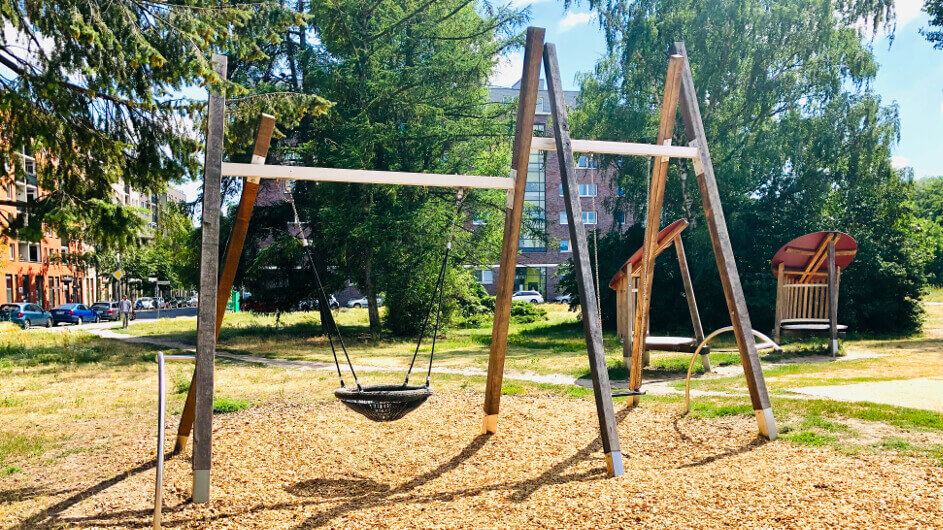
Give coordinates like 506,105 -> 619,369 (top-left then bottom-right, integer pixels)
0,395 -> 24,407
1,463 -> 21,476
212,396 -> 252,414
501,381 -> 527,395
782,431 -> 837,446
689,401 -> 753,418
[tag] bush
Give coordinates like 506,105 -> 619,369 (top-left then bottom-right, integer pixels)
510,301 -> 548,324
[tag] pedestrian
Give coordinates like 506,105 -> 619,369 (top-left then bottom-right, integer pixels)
119,295 -> 132,329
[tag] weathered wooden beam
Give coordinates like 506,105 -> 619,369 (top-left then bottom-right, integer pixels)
774,262 -> 785,343
192,53 -> 227,503
673,41 -> 776,440
221,163 -> 515,190
544,42 -> 623,478
798,234 -> 835,283
482,26 -> 544,434
674,237 -> 709,370
630,54 -> 685,402
174,114 -> 275,454
827,239 -> 839,357
530,137 -> 699,158
785,246 -> 855,257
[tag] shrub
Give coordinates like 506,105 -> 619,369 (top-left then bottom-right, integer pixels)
510,301 -> 547,324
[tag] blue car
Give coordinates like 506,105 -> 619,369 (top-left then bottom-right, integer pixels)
51,303 -> 100,326
0,303 -> 53,329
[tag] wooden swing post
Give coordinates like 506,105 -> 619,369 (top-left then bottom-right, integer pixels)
544,42 -> 624,477
482,26 -> 545,434
192,53 -> 227,504
673,41 -> 775,439
175,114 -> 276,454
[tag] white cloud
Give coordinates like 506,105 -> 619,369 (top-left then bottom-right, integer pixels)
490,51 -> 523,87
891,155 -> 911,169
559,12 -> 594,32
894,0 -> 925,28
509,0 -> 552,7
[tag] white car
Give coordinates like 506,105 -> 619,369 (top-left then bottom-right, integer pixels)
347,296 -> 383,308
511,290 -> 544,304
554,294 -> 572,304
136,297 -> 155,310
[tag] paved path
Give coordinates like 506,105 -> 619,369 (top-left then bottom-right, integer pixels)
792,378 -> 943,413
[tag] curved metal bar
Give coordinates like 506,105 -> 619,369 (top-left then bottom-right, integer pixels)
683,327 -> 780,414
155,352 -> 195,529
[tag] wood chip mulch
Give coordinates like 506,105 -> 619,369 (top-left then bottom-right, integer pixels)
9,392 -> 943,528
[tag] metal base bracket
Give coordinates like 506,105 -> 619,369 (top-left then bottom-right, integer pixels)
605,451 -> 624,477
755,407 -> 778,441
193,469 -> 210,504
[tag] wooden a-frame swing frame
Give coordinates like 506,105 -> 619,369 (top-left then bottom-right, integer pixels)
178,26 -> 774,503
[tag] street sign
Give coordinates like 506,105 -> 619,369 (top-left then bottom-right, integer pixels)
148,277 -> 158,283
157,281 -> 171,286
113,270 -> 124,280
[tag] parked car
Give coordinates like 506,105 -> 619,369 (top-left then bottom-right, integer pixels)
511,290 -> 544,304
554,294 -> 572,304
136,297 -> 155,310
0,303 -> 53,329
186,295 -> 198,307
51,303 -> 100,325
91,301 -> 136,322
299,295 -> 339,311
346,296 -> 383,308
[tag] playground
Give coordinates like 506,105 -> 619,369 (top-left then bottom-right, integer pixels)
1,304 -> 943,527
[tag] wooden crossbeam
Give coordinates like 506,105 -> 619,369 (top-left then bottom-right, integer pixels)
785,246 -> 855,257
530,137 -> 699,158
221,163 -> 515,190
798,233 -> 836,283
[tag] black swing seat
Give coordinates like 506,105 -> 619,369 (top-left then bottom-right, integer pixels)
334,384 -> 433,422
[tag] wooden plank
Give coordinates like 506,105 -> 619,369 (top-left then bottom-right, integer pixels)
544,41 -> 623,478
192,53 -> 227,504
774,263 -> 785,343
673,41 -> 776,440
482,26 -> 544,434
174,114 -> 275,453
828,238 -> 839,356
530,136 -> 699,159
630,54 -> 685,399
674,237 -> 709,370
786,246 -> 856,257
221,162 -> 515,190
624,278 -> 636,371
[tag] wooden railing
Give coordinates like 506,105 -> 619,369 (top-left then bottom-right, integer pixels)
779,282 -> 829,322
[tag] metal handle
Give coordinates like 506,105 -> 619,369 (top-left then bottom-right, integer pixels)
154,351 -> 195,528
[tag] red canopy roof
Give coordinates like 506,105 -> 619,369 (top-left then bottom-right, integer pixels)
771,231 -> 857,278
609,219 -> 688,289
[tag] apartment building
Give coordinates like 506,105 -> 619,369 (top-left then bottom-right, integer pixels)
474,80 -> 627,301
0,152 -> 185,308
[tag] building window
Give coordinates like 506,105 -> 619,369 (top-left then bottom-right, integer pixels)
579,184 -> 597,197
519,150 -> 546,253
514,266 -> 548,298
559,211 -> 568,224
577,155 -> 598,169
472,215 -> 487,226
617,211 -> 627,224
560,240 -> 571,252
583,211 -> 597,225
5,275 -> 12,304
533,123 -> 545,135
474,269 -> 494,285
8,244 -> 13,261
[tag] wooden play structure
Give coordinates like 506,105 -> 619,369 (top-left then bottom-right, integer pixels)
772,231 -> 857,356
608,218 -> 710,373
165,27 -> 777,506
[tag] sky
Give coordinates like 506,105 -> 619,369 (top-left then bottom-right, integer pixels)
182,0 -> 943,201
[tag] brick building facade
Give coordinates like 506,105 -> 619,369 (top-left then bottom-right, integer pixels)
474,80 -> 627,301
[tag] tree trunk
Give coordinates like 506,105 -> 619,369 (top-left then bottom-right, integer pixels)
364,252 -> 381,341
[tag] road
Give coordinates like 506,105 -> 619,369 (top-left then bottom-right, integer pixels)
26,306 -> 197,332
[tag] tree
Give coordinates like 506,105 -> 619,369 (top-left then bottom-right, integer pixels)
924,0 -> 943,48
561,0 -> 926,334
230,0 -> 524,337
0,0 -> 326,249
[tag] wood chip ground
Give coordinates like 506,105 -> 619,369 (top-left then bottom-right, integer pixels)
7,392 -> 943,528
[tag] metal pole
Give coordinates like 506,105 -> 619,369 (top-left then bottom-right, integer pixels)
154,351 -> 165,529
